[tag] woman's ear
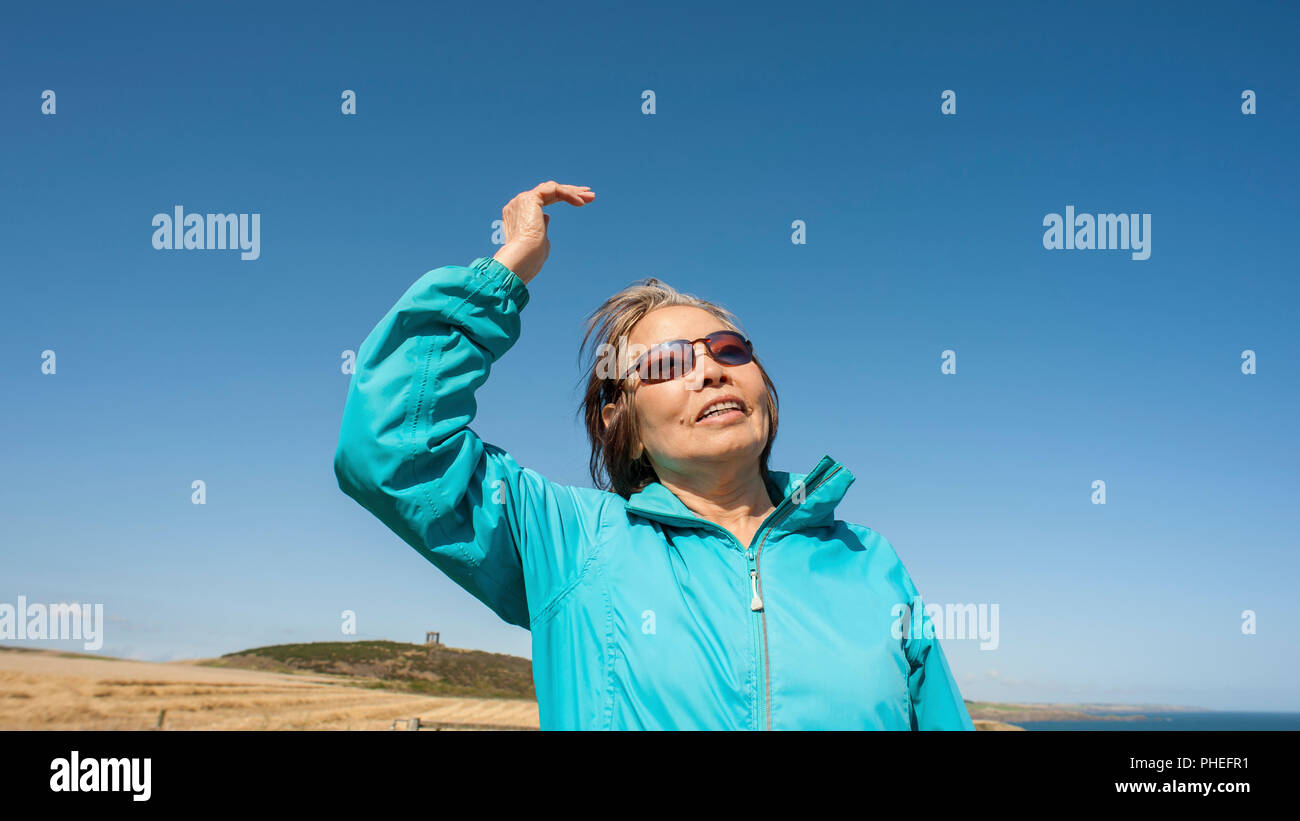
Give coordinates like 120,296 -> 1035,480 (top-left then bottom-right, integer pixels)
603,393 -> 643,458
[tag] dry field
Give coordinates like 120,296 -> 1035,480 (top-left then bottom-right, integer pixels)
0,647 -> 1022,730
0,647 -> 539,730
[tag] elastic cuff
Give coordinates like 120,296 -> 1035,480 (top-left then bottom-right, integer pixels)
470,256 -> 531,312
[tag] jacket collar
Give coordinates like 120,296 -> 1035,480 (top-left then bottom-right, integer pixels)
624,455 -> 856,537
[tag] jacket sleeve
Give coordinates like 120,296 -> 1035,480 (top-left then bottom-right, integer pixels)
899,568 -> 976,731
332,256 -> 604,629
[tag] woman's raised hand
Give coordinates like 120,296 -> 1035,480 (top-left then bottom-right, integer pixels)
492,181 -> 595,284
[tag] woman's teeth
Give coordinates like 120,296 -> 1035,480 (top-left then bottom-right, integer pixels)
700,401 -> 742,419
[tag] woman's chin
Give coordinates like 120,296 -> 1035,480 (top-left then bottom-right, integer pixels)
688,432 -> 763,459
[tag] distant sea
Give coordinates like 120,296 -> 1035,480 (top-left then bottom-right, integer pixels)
1021,712 -> 1300,731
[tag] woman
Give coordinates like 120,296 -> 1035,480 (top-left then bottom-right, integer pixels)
333,181 -> 974,731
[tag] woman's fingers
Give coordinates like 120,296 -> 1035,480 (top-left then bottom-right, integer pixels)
493,182 -> 593,284
533,180 -> 595,208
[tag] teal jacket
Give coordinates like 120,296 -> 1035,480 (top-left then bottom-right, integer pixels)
333,256 -> 975,731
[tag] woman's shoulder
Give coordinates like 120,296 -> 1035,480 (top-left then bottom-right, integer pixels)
823,521 -> 922,598
826,519 -> 891,546
823,520 -> 909,564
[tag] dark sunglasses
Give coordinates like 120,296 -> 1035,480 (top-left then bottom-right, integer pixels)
620,330 -> 754,385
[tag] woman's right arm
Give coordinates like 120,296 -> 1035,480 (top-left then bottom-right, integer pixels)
333,182 -> 599,629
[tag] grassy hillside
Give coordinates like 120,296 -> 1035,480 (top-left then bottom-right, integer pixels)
203,640 -> 535,699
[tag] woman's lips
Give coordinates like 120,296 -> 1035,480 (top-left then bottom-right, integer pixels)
696,408 -> 745,425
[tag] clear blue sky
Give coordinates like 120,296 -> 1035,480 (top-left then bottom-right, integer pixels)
2,0 -> 1296,711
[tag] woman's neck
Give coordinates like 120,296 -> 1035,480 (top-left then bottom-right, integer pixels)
655,462 -> 776,547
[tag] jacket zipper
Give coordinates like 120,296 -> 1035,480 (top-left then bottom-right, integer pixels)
751,464 -> 844,730
744,548 -> 763,729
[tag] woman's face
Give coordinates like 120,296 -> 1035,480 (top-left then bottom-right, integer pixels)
603,305 -> 770,477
